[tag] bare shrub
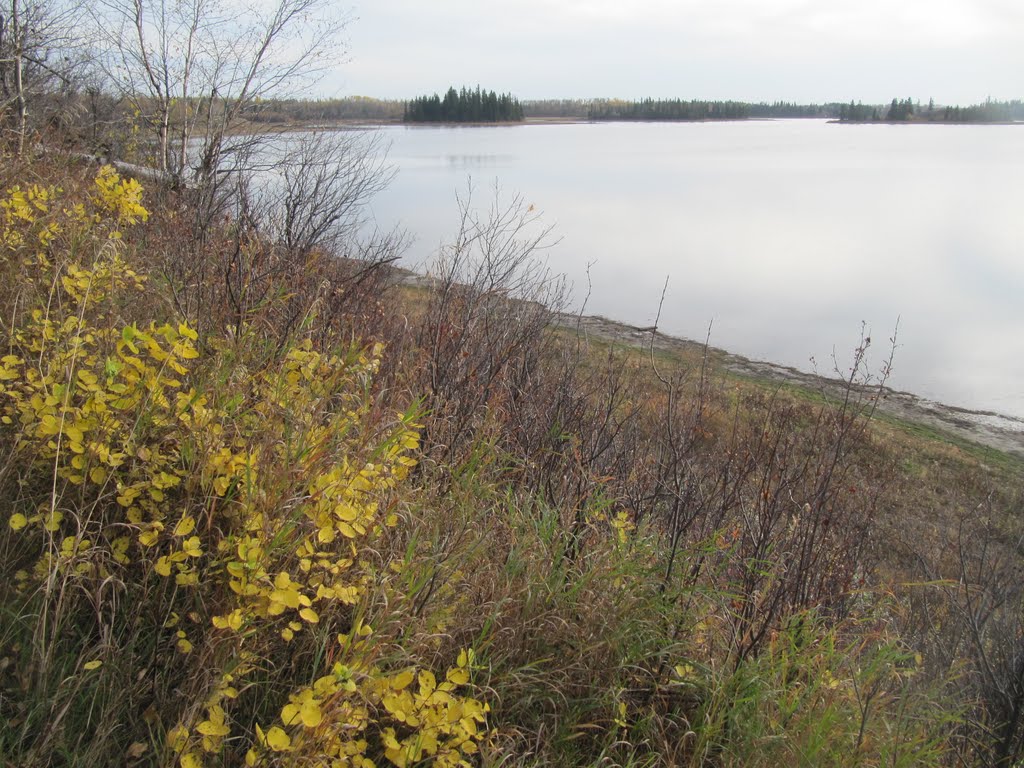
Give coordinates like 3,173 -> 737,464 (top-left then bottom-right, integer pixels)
412,185 -> 567,467
908,502 -> 1024,766
147,130 -> 403,344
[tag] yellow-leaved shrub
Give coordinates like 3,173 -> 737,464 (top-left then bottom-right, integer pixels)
0,167 -> 490,767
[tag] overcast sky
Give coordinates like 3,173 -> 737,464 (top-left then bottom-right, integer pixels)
330,0 -> 1023,104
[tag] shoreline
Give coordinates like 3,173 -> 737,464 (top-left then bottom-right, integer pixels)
395,267 -> 1023,458
550,312 -> 1024,459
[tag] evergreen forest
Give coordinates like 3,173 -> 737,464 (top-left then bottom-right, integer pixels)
405,86 -> 524,122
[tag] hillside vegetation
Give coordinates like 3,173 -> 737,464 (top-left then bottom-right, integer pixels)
0,149 -> 1021,768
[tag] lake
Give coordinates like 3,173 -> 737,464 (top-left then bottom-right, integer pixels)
360,120 -> 1024,421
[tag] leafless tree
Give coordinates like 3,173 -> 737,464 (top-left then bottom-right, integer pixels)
258,129 -> 395,259
0,0 -> 78,154
413,184 -> 568,466
91,0 -> 346,185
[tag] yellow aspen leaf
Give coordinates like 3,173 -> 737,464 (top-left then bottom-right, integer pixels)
196,708 -> 230,737
392,670 -> 415,691
299,608 -> 319,624
155,557 -> 172,577
212,610 -> 243,631
299,698 -> 323,728
335,504 -> 358,522
446,701 -> 463,723
182,537 -> 202,558
173,516 -> 196,537
265,727 -> 291,752
446,667 -> 469,686
270,588 -> 300,610
180,752 -> 203,768
83,660 -> 103,670
38,414 -> 60,436
177,637 -> 193,654
9,513 -> 28,531
418,670 -> 437,696
337,522 -> 357,539
281,703 -> 300,726
139,527 -> 161,547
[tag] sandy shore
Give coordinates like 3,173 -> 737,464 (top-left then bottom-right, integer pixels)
551,313 -> 1024,459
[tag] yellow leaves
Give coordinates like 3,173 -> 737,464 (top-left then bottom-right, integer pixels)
418,670 -> 437,699
92,166 -> 149,224
212,610 -> 244,631
176,631 -> 193,654
0,176 -> 468,765
182,537 -> 203,558
269,571 -> 308,615
167,725 -> 190,754
173,515 -> 196,537
259,725 -> 291,752
282,694 -> 323,729
196,705 -> 230,737
391,670 -> 415,691
83,659 -> 103,670
139,524 -> 163,547
38,414 -> 61,436
445,667 -> 469,686
674,663 -> 696,681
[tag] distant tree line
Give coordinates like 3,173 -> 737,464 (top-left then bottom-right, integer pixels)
242,97 -> 405,123
522,99 -> 592,118
839,97 -> 1024,123
930,98 -> 1024,123
198,95 -> 1022,126
838,101 -> 881,121
587,98 -> 750,121
746,101 -> 839,118
404,87 -> 524,123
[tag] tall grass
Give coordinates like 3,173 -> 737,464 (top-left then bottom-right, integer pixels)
0,155 -> 1018,766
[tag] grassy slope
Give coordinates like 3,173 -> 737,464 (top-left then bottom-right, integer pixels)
0,155 -> 1019,767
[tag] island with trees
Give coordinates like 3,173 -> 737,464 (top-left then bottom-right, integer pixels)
404,86 -> 524,123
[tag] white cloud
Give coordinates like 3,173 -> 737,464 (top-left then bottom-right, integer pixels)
339,0 -> 1024,102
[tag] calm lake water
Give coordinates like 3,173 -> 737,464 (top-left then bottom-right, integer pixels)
360,120 -> 1024,420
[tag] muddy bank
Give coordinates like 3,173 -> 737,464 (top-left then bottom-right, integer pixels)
552,313 -> 1024,459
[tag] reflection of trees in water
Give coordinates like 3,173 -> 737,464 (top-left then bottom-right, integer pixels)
446,154 -> 514,169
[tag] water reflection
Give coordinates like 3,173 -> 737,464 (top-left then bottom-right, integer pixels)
365,121 -> 1024,418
